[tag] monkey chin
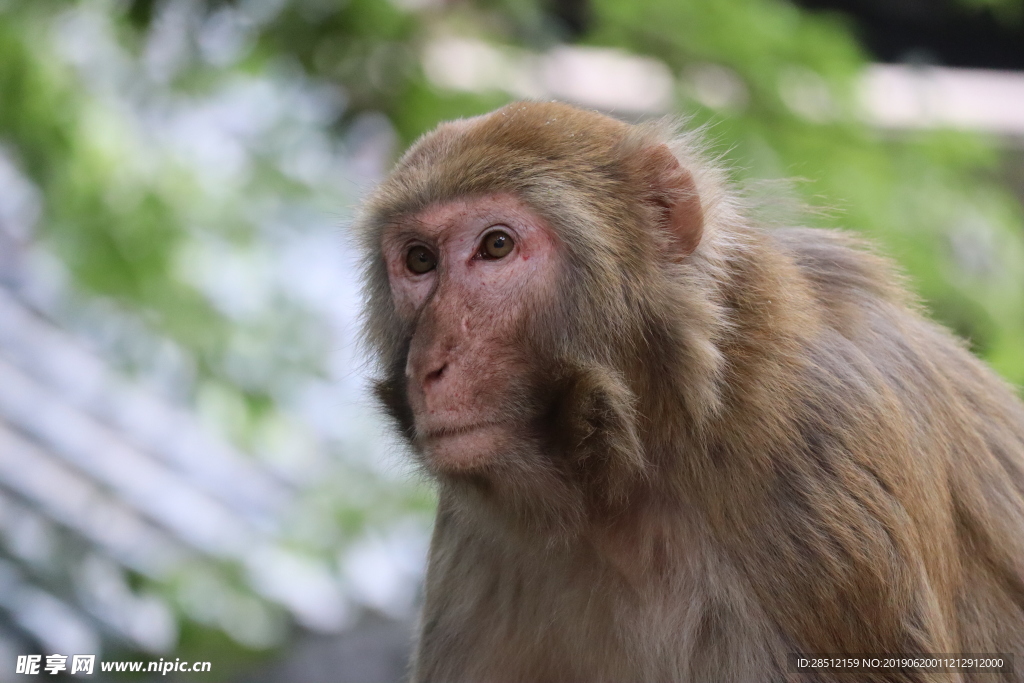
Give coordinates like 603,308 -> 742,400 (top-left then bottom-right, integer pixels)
418,423 -> 509,473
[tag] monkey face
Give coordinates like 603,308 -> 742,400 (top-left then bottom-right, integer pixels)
379,192 -> 560,474
362,102 -> 706,521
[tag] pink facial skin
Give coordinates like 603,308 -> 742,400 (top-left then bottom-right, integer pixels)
380,193 -> 559,471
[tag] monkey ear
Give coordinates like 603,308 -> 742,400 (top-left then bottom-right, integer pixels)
642,145 -> 704,257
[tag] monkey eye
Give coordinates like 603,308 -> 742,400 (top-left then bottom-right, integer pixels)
406,245 -> 437,274
480,229 -> 514,259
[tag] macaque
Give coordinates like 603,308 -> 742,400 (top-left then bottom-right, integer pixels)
355,101 -> 1024,682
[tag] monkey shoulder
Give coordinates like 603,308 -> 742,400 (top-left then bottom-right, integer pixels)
769,227 -> 909,311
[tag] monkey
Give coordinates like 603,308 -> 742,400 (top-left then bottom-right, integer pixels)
354,101 -> 1024,682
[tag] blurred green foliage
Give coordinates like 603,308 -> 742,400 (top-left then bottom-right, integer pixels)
2,0 -> 1021,392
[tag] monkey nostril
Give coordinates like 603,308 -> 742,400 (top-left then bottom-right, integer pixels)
424,364 -> 447,386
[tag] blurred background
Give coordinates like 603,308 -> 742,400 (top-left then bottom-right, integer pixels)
0,0 -> 1021,680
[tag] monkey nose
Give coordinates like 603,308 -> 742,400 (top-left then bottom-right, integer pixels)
412,362 -> 451,412
423,363 -> 447,388
407,354 -> 449,392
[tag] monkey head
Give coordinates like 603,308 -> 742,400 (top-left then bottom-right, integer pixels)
357,102 -> 718,529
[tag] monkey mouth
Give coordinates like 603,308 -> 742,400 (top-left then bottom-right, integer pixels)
419,421 -> 501,440
416,420 -> 509,470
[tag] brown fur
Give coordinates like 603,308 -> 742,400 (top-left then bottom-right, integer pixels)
356,101 -> 1024,682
